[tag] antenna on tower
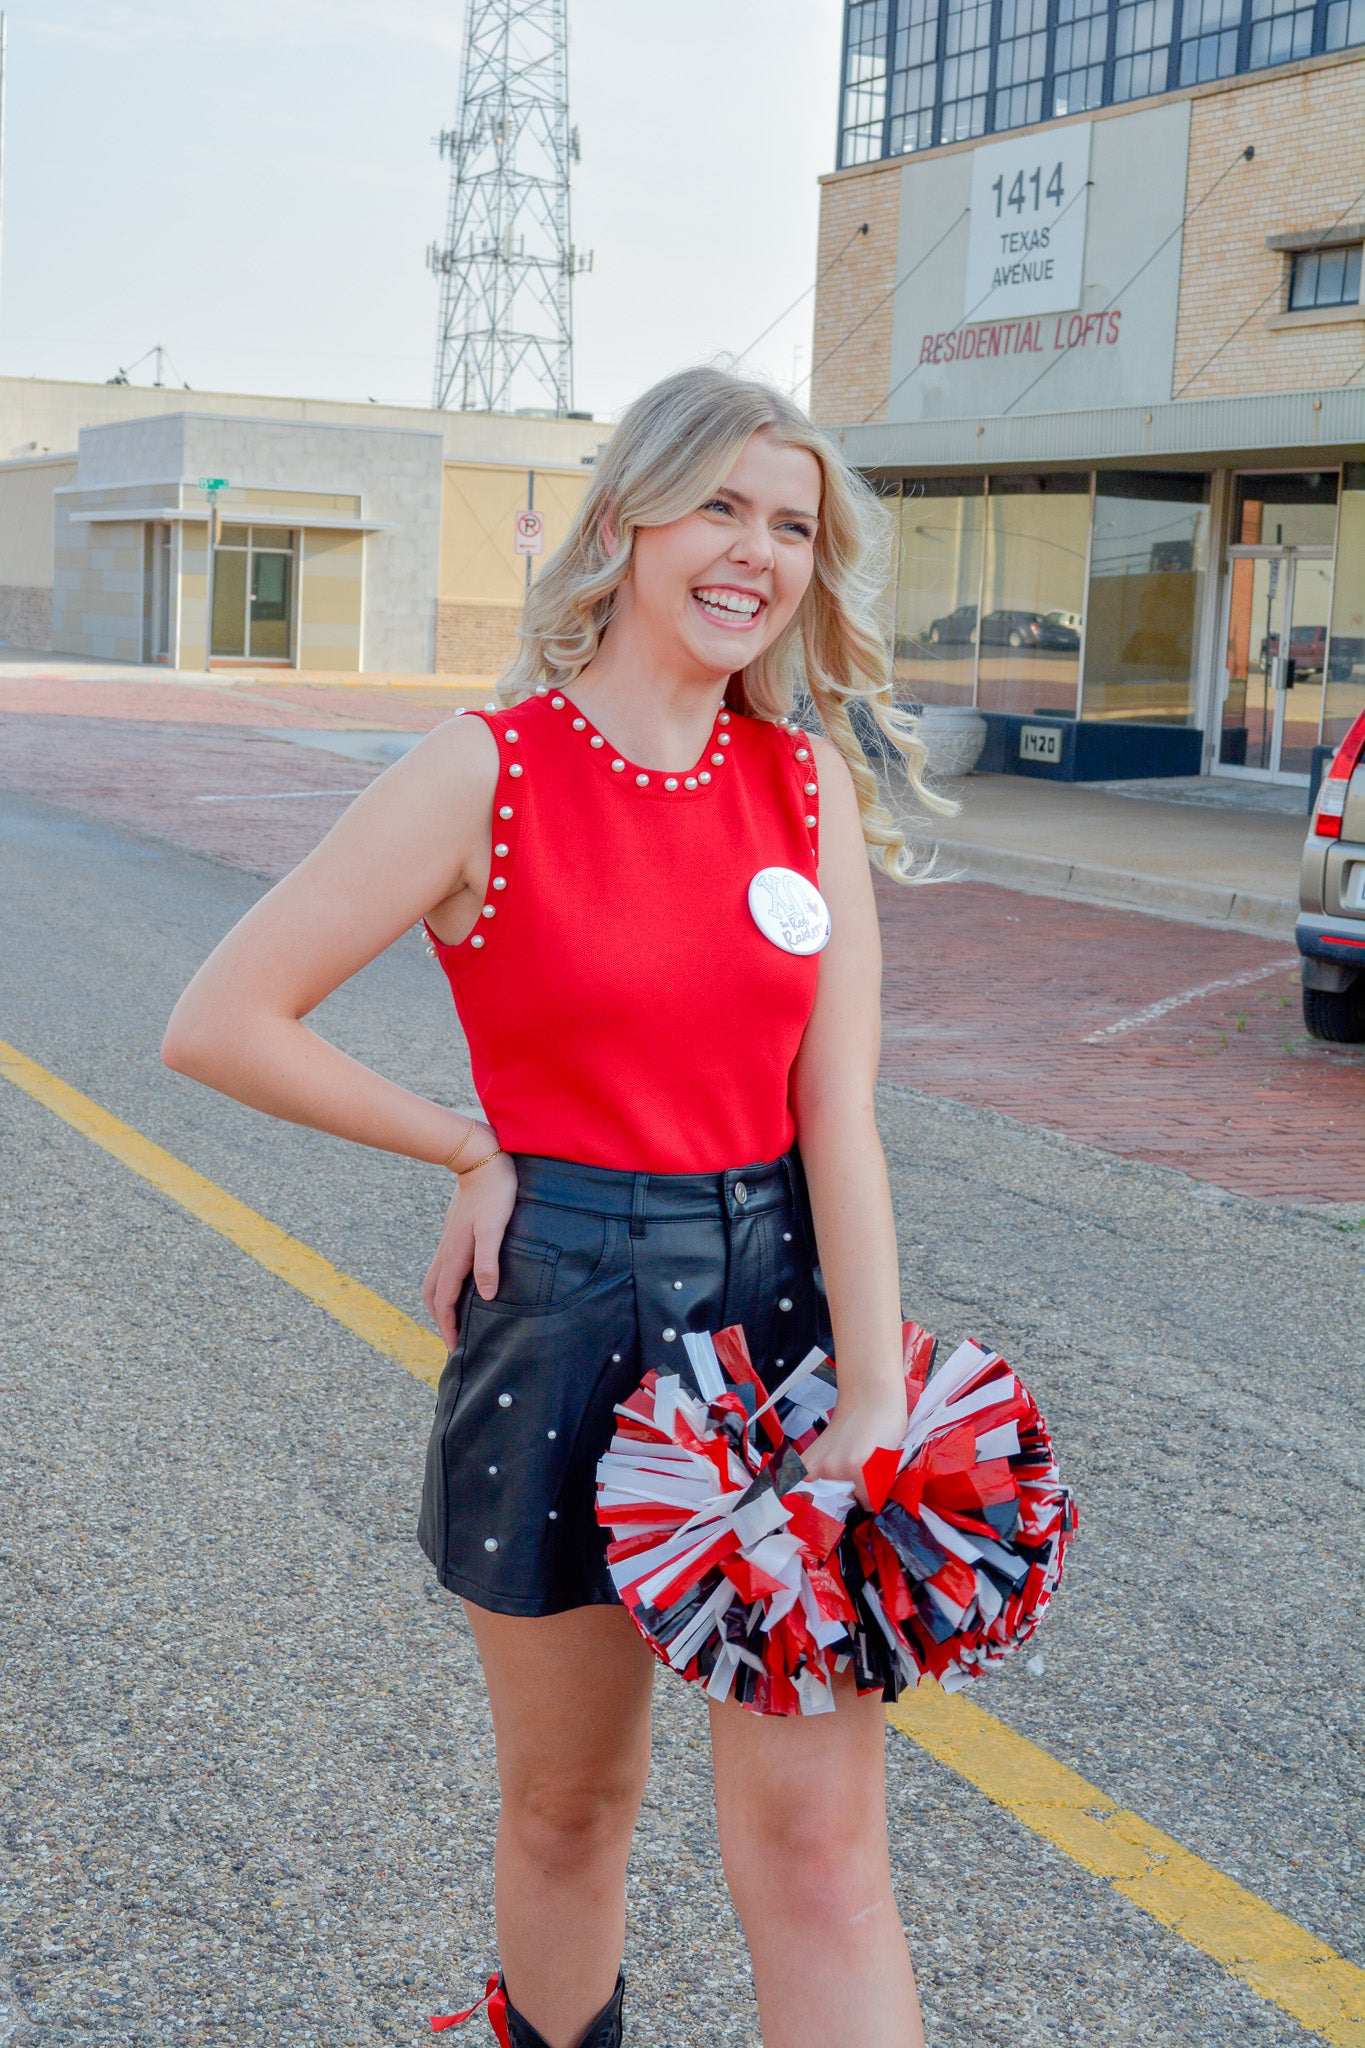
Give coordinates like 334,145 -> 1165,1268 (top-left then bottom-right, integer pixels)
427,0 -> 591,416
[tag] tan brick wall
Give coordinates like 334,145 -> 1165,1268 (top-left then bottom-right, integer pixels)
439,462 -> 589,606
0,458 -> 76,586
809,163 -> 903,426
435,600 -> 521,676
1173,54 -> 1364,400
297,528 -> 362,672
51,515 -> 144,663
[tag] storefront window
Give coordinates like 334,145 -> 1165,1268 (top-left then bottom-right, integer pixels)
1326,465 -> 1365,751
976,475 -> 1089,715
1081,472 -> 1209,725
892,480 -> 984,707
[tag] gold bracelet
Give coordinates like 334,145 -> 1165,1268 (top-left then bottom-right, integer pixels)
442,1118 -> 480,1174
456,1145 -> 503,1178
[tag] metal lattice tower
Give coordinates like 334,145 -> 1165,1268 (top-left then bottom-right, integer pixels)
427,0 -> 589,415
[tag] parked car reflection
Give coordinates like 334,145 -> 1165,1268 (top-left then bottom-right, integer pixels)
924,604 -> 978,645
1260,625 -> 1328,676
923,605 -> 1081,650
979,609 -> 1081,650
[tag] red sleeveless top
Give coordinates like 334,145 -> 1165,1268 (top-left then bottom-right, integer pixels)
426,689 -> 824,1173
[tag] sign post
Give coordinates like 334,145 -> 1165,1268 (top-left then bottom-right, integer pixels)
514,506 -> 544,592
199,477 -> 229,549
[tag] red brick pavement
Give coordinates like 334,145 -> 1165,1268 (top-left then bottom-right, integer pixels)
1,690 -> 1360,1204
0,714 -> 391,878
876,877 -> 1363,1203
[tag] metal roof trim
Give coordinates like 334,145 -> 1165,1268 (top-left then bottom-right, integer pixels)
835,388 -> 1365,472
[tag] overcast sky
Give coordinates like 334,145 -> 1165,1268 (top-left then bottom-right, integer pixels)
2,0 -> 845,422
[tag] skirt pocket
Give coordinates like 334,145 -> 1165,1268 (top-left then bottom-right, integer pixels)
422,1254 -> 637,1612
474,1202 -> 617,1319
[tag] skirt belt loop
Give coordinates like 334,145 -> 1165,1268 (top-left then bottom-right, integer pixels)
629,1173 -> 649,1239
779,1149 -> 800,1209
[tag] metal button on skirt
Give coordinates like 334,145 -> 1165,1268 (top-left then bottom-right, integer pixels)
417,1148 -> 832,1616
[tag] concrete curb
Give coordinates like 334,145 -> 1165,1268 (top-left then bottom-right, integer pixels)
935,838 -> 1298,937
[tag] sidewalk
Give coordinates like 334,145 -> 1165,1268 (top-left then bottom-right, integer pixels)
0,649 -> 496,694
922,773 -> 1303,936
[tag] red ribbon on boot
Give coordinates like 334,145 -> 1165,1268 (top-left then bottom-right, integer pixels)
431,1971 -> 511,2044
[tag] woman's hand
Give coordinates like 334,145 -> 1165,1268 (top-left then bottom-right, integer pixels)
421,1149 -> 519,1351
799,1379 -> 909,1511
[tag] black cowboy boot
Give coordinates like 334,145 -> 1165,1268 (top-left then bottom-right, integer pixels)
503,1971 -> 624,2048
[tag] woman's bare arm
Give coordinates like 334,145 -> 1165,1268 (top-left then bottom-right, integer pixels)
789,739 -> 908,1494
162,714 -> 499,1167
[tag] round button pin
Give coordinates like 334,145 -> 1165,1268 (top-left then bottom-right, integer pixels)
747,868 -> 831,956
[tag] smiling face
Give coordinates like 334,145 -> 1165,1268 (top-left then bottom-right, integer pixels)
618,430 -> 823,682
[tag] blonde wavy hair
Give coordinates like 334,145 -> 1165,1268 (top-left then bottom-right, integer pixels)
499,364 -> 956,878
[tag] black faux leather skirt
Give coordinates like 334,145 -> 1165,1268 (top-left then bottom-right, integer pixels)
417,1148 -> 832,1616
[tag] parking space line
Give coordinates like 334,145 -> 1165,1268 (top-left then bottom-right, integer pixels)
3,1035 -> 1362,2042
890,1683 -> 1365,2046
0,1035 -> 446,1387
1081,956 -> 1298,1042
194,789 -> 367,803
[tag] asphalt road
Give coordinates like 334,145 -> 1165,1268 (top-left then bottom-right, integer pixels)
1,788 -> 1361,2048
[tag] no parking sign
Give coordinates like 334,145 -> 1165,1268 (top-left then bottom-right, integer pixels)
514,509 -> 544,556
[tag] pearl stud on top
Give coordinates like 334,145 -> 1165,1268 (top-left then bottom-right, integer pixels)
555,697 -> 733,794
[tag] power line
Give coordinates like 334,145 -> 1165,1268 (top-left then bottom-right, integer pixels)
863,180 -> 1092,424
802,208 -> 969,400
733,221 -> 869,367
1000,144 -> 1255,418
1172,179 -> 1365,397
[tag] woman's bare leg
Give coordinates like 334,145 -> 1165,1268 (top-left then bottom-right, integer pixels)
462,1601 -> 654,2048
710,1678 -> 923,2048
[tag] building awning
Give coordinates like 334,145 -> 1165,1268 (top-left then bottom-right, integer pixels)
65,509 -> 390,532
835,385 -> 1365,476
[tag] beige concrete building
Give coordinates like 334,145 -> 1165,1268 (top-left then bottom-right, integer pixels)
815,18 -> 1365,786
0,377 -> 599,675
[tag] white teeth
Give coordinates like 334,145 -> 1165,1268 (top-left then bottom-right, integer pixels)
695,588 -> 760,618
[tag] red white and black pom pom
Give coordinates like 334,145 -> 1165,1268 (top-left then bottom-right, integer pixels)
594,1321 -> 1076,1715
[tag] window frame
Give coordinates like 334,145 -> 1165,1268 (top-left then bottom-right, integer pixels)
1286,240 -> 1364,311
836,0 -> 1362,167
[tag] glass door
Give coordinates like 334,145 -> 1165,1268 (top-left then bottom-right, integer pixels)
143,522 -> 172,663
210,526 -> 295,662
248,541 -> 294,660
210,524 -> 250,657
1217,549 -> 1332,780
1218,553 -> 1285,773
1280,555 -> 1331,776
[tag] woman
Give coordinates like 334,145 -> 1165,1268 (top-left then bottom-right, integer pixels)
163,366 -> 952,2048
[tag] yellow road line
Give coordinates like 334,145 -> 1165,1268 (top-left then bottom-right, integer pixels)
0,1036 -> 446,1387
3,1036 -> 1362,2041
891,1683 -> 1365,2047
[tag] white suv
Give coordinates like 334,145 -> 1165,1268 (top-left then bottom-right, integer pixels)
1298,708 -> 1365,1042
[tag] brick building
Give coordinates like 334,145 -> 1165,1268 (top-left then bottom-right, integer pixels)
813,11 -> 1364,786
